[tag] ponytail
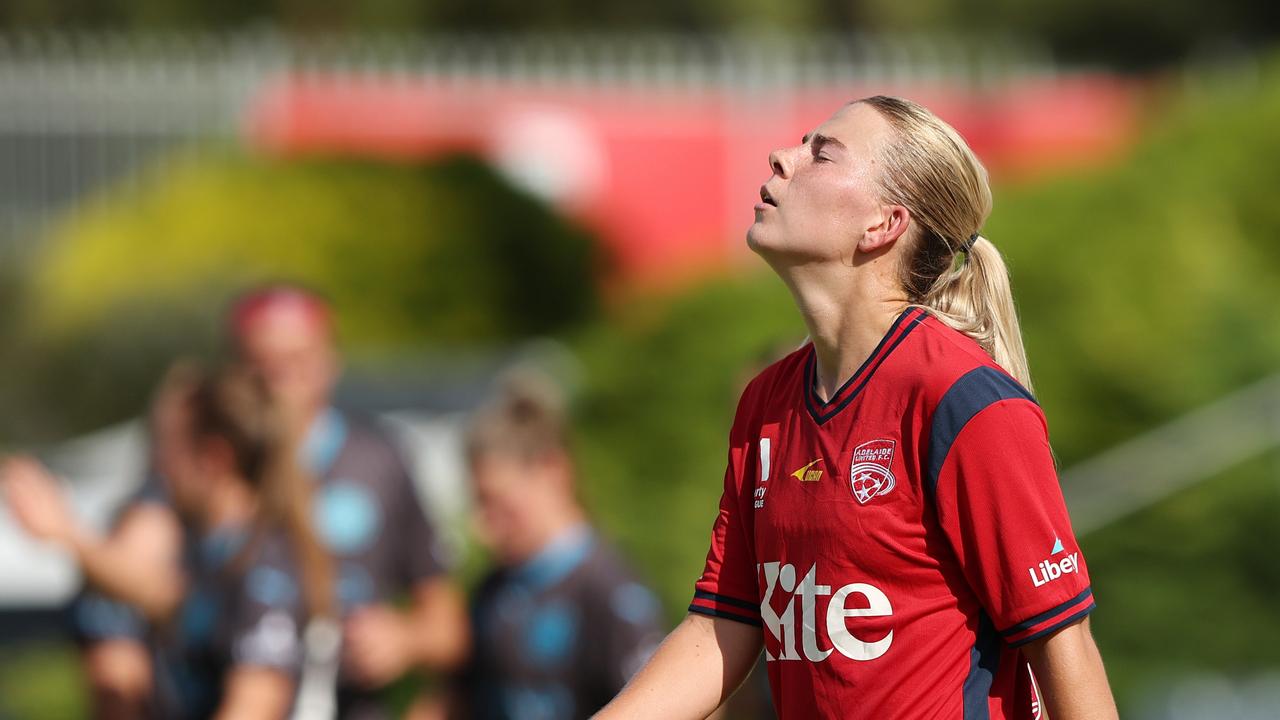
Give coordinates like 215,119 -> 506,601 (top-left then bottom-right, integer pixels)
915,236 -> 1033,391
257,429 -> 335,621
191,367 -> 335,621
857,95 -> 1034,391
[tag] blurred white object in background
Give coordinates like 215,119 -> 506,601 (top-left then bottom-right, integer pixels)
0,412 -> 469,610
0,421 -> 146,607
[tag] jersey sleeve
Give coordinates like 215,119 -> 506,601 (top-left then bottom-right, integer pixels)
70,590 -> 149,645
360,420 -> 455,584
384,438 -> 450,586
74,488 -> 178,645
688,389 -> 762,627
928,366 -> 1095,648
226,556 -> 307,675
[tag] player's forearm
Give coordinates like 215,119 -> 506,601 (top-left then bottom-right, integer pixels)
1023,618 -> 1118,720
68,506 -> 185,622
593,613 -> 761,720
406,579 -> 470,669
213,668 -> 294,720
70,529 -> 184,621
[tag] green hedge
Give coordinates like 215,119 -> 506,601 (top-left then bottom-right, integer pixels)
34,151 -> 599,348
0,151 -> 599,441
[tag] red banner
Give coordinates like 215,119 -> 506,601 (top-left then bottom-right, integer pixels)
249,76 -> 1138,285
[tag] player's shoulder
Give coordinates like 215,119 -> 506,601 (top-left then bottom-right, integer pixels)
471,565 -> 511,604
731,342 -> 810,425
336,407 -> 396,447
577,535 -> 642,586
747,342 -> 811,391
900,311 -> 1035,407
332,407 -> 413,467
576,537 -> 664,627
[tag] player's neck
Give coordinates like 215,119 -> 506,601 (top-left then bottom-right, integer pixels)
786,270 -> 907,402
295,403 -> 328,440
516,504 -> 588,566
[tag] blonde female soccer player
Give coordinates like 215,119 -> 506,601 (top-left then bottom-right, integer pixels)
596,97 -> 1117,720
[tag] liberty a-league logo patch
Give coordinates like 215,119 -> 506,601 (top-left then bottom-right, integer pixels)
849,439 -> 897,504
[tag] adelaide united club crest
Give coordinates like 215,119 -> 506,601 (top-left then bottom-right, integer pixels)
849,439 -> 897,504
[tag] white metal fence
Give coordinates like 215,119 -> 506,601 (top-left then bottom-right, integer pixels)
0,30 -> 1051,249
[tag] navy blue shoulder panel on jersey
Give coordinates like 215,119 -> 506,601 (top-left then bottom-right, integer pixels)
925,365 -> 1037,498
962,611 -> 1002,720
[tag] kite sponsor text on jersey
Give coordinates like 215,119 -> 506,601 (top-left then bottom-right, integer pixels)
759,561 -> 893,663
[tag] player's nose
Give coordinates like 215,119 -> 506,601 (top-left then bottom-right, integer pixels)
768,147 -> 792,179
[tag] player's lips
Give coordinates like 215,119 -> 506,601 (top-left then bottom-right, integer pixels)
756,185 -> 778,211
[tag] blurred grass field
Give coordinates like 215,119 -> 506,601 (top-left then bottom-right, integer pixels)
0,642 -> 85,719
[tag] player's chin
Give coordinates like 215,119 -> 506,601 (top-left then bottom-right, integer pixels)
747,224 -> 800,264
746,222 -> 774,255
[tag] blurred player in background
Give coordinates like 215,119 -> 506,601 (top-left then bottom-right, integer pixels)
231,286 -> 467,718
451,373 -> 664,720
6,364 -> 330,719
4,365 -> 193,719
598,97 -> 1117,719
4,284 -> 468,719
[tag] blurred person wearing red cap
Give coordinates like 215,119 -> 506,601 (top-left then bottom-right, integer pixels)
5,284 -> 468,719
448,372 -> 664,720
229,285 -> 468,717
2,364 -> 196,719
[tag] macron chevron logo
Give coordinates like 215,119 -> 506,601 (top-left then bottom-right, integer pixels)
1051,537 -> 1064,555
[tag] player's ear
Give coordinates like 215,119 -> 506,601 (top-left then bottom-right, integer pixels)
858,204 -> 911,253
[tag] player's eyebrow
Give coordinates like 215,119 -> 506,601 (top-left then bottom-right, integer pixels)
802,132 -> 847,150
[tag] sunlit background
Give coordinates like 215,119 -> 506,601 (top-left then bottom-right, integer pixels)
1,1 -> 1279,718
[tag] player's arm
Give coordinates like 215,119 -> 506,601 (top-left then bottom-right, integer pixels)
1021,617 -> 1117,720
405,575 -> 470,668
592,612 -> 761,720
68,502 -> 185,622
599,387 -> 764,718
344,575 -> 470,686
2,456 -> 185,621
218,551 -> 312,720
213,667 -> 294,720
930,368 -> 1117,717
344,446 -> 469,686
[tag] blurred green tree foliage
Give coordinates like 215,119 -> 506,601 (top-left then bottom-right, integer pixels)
569,60 -> 1280,710
0,152 -> 598,442
2,0 -> 1277,69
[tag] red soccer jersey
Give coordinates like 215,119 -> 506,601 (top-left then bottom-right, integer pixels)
690,307 -> 1094,720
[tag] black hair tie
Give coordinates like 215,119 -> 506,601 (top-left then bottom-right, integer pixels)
960,232 -> 980,253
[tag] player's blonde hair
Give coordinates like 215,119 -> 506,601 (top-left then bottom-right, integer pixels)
858,95 -> 1033,391
466,369 -> 570,464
